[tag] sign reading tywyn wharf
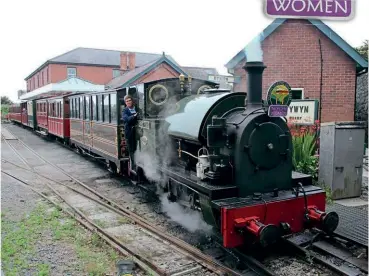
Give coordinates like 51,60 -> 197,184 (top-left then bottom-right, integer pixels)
265,0 -> 354,20
286,99 -> 319,125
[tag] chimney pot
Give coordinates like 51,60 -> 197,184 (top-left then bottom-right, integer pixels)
120,52 -> 128,71
128,52 -> 136,70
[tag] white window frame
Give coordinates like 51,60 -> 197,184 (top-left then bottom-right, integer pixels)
291,88 -> 304,100
67,67 -> 77,78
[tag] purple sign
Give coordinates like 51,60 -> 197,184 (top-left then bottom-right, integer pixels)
268,105 -> 289,117
265,0 -> 353,19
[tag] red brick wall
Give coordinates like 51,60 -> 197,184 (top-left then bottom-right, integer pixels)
27,64 -> 118,92
133,63 -> 180,84
27,65 -> 50,91
233,19 -> 357,122
49,64 -> 117,84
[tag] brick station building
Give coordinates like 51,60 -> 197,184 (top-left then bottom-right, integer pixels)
225,19 -> 368,123
24,47 -> 181,93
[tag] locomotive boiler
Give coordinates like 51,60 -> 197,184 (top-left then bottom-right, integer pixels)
141,61 -> 340,248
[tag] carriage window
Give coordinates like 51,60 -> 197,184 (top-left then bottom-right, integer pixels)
110,94 -> 117,123
85,96 -> 90,120
103,94 -> 110,122
98,95 -> 102,121
59,102 -> 62,118
92,95 -> 97,121
71,99 -> 73,118
74,98 -> 77,118
80,97 -> 83,119
76,98 -> 80,119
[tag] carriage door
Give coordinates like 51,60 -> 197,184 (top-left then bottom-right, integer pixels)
83,95 -> 92,148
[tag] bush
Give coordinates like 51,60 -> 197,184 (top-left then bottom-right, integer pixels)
289,121 -> 320,181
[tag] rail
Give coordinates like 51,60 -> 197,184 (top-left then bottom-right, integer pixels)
2,128 -> 251,276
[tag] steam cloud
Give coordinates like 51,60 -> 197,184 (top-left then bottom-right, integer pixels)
160,194 -> 213,233
133,94 -> 213,233
245,33 -> 264,62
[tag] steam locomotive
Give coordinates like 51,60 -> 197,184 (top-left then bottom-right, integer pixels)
8,61 -> 339,249
134,61 -> 339,248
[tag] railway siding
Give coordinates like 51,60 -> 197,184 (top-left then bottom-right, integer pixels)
3,124 -> 368,276
1,125 -> 242,276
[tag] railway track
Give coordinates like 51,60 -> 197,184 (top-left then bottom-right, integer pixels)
1,127 -> 273,276
282,231 -> 367,276
2,125 -> 368,276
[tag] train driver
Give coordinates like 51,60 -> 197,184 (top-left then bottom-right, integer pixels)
122,95 -> 140,170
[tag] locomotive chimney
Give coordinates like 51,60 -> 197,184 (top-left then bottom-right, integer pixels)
243,61 -> 266,109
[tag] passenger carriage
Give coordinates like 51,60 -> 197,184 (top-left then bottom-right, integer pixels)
35,99 -> 48,133
67,77 -> 217,174
68,90 -> 127,172
47,96 -> 70,139
8,103 -> 22,123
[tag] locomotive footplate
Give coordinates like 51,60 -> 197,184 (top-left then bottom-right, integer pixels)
211,185 -> 333,248
159,166 -> 238,200
292,171 -> 312,186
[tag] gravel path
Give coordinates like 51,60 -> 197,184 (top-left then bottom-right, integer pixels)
1,173 -> 83,275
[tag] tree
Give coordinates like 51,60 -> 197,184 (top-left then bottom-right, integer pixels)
1,96 -> 13,105
355,40 -> 368,61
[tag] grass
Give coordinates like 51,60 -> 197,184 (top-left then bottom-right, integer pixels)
1,201 -> 126,276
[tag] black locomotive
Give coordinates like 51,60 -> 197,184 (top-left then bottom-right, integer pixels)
133,61 -> 339,248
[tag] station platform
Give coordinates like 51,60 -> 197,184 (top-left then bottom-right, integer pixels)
326,203 -> 368,248
1,128 -> 17,140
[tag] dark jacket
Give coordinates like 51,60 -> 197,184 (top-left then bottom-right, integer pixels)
122,106 -> 140,138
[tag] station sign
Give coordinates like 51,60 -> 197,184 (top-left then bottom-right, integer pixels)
267,81 -> 292,117
264,0 -> 354,21
286,99 -> 319,125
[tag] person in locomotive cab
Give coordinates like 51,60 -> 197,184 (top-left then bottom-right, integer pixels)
122,95 -> 140,169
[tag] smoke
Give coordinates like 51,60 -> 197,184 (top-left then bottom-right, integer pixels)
160,194 -> 213,233
134,150 -> 161,182
133,95 -> 178,186
133,92 -> 213,234
244,33 -> 264,62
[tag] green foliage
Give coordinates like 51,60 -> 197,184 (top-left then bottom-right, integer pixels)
1,202 -> 121,275
292,131 -> 319,180
1,96 -> 13,105
1,104 -> 9,117
355,40 -> 368,61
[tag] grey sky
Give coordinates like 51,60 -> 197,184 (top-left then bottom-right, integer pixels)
1,0 -> 368,102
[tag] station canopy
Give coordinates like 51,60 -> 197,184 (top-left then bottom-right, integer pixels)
19,77 -> 105,101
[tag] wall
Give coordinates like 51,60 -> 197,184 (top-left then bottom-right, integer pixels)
26,63 -> 120,92
49,64 -> 118,84
133,63 -> 179,84
232,19 -> 357,123
355,72 -> 368,144
27,65 -> 50,91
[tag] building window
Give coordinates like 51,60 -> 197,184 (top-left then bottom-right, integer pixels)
208,75 -> 215,81
67,67 -> 77,78
113,69 -> 121,78
291,88 -> 304,100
